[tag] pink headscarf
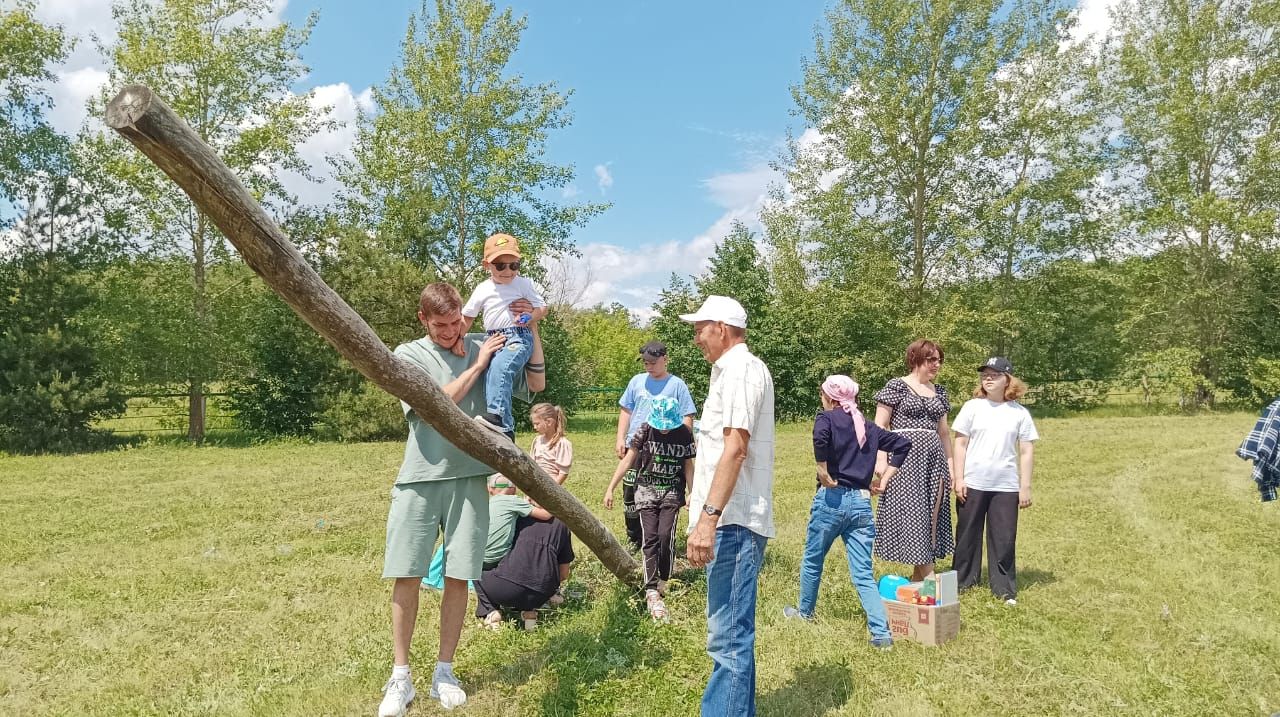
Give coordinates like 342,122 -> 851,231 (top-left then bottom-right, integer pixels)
822,375 -> 867,447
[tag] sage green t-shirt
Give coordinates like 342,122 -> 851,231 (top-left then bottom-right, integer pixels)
484,494 -> 534,565
393,334 -> 531,485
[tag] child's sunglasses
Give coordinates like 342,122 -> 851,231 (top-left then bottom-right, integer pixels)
491,260 -> 521,271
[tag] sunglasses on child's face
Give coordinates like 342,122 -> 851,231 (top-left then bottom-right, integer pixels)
491,261 -> 521,271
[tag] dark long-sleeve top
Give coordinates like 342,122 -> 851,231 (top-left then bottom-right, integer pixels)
813,408 -> 913,490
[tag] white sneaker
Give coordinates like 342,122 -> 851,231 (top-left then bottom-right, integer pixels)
378,676 -> 415,717
1005,598 -> 1017,606
430,670 -> 468,710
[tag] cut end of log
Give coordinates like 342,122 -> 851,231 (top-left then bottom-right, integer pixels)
105,85 -> 155,129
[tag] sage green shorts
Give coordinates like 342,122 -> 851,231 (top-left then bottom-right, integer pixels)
382,476 -> 488,581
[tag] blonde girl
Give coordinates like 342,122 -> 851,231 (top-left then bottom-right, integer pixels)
530,403 -> 573,485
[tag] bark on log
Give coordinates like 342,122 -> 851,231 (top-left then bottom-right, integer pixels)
105,84 -> 640,587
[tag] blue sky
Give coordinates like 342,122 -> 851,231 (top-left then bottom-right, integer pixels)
33,0 -> 1114,315
281,0 -> 827,312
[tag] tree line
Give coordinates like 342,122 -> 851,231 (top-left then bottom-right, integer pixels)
0,0 -> 1277,452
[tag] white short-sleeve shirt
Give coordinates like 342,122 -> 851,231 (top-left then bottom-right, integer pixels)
462,276 -> 546,331
951,398 -> 1039,492
688,342 -> 776,538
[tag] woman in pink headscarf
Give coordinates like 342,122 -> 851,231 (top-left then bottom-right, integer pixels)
781,375 -> 914,648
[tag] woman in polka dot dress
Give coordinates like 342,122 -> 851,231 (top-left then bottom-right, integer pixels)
872,339 -> 955,581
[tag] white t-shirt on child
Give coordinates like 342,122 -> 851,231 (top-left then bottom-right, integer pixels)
462,276 -> 546,331
951,398 -> 1039,493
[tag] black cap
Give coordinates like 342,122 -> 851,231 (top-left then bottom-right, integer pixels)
638,340 -> 667,360
978,356 -> 1014,374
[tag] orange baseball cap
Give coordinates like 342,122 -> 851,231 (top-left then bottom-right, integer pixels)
483,233 -> 522,263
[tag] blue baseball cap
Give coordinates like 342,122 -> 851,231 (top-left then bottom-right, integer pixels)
647,396 -> 682,431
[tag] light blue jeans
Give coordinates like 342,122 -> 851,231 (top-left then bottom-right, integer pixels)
797,486 -> 890,640
702,524 -> 768,717
483,326 -> 533,432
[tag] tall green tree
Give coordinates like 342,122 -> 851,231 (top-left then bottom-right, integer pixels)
971,9 -> 1112,353
649,274 -> 704,403
561,303 -> 646,389
338,0 -> 604,288
0,178 -> 126,452
80,0 -> 327,440
0,1 -> 70,206
1106,0 -> 1280,403
791,0 -> 1068,309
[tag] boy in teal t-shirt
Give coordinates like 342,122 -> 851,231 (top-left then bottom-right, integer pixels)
483,474 -> 550,568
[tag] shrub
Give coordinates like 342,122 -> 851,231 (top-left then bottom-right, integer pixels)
317,383 -> 405,442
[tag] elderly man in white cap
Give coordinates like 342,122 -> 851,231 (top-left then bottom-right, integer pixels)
679,295 -> 775,717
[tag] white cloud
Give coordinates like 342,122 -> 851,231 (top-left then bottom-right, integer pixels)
1071,0 -> 1121,46
542,235 -> 722,320
28,0 -> 365,210
542,155 -> 785,318
277,82 -> 374,207
702,164 -> 778,210
691,161 -> 782,248
47,66 -> 109,136
33,0 -> 293,133
594,163 -> 613,194
561,184 -> 581,199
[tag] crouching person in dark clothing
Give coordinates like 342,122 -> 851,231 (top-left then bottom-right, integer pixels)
475,516 -> 574,631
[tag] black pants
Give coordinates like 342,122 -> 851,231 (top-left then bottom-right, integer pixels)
474,574 -> 551,617
638,496 -> 681,591
953,488 -> 1019,599
622,476 -> 642,548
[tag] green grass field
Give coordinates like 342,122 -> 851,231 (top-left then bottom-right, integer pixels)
2,414 -> 1278,716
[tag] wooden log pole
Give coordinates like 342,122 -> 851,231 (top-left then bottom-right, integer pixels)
105,84 -> 640,587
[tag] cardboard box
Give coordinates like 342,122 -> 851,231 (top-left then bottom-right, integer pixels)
882,598 -> 960,646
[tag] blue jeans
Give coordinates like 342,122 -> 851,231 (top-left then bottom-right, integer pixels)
797,486 -> 890,640
702,524 -> 768,717
484,326 -> 533,432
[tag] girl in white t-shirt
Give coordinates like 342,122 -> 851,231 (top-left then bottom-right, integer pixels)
951,357 -> 1038,605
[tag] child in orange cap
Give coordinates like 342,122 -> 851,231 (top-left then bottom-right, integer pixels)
458,233 -> 548,437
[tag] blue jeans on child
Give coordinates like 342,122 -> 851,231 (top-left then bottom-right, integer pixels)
484,326 -> 533,432
702,524 -> 768,717
797,486 -> 890,640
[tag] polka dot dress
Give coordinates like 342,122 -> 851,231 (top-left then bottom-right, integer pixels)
872,378 -> 953,564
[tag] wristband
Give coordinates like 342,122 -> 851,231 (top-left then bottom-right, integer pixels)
527,362 -> 545,374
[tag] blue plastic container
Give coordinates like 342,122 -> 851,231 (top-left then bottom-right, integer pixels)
878,574 -> 909,600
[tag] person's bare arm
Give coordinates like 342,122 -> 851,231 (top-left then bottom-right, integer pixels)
450,313 -> 477,356
874,403 -> 893,476
874,403 -> 893,429
1018,441 -> 1034,508
816,460 -> 838,488
529,504 -> 552,521
604,449 -> 637,509
615,408 -> 632,459
953,434 -> 970,503
938,413 -> 955,476
439,333 -> 505,403
524,317 -> 546,393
